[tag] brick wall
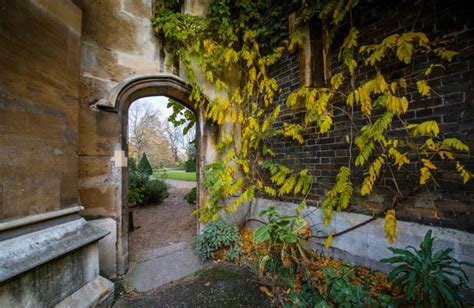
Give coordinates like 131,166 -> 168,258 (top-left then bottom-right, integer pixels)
269,0 -> 474,231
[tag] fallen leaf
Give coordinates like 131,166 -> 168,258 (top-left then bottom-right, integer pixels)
259,286 -> 273,298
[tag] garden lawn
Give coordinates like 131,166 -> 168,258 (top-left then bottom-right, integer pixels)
158,171 -> 197,181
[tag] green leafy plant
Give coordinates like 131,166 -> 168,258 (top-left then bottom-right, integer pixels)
321,265 -> 392,308
184,187 -> 197,205
184,159 -> 196,172
138,152 -> 153,175
129,185 -> 145,205
194,220 -> 242,261
143,179 -> 169,205
381,230 -> 473,307
129,158 -> 168,206
253,206 -> 307,246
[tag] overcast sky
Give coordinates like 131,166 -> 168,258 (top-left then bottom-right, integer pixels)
131,96 -> 174,119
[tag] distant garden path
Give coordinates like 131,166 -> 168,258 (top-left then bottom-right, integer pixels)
129,179 -> 197,261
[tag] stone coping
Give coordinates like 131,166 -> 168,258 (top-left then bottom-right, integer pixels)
0,217 -> 109,282
0,205 -> 84,232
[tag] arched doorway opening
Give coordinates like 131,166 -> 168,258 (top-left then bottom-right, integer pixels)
91,74 -> 216,275
127,95 -> 197,260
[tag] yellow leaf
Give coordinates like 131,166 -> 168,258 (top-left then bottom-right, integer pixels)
325,231 -> 334,250
259,286 -> 273,298
420,166 -> 431,185
330,73 -> 344,90
422,158 -> 437,170
384,210 -> 397,244
399,78 -> 407,88
416,79 -> 430,96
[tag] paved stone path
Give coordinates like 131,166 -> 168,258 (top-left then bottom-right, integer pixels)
115,263 -> 274,308
123,242 -> 204,293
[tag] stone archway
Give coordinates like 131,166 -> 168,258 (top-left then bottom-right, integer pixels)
86,73 -> 217,277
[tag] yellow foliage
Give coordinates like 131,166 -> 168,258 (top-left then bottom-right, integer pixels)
407,120 -> 439,137
330,73 -> 344,90
416,79 -> 430,96
456,162 -> 472,184
361,155 -> 385,196
321,167 -> 353,226
282,123 -> 304,144
384,210 -> 397,244
388,147 -> 410,170
324,231 -> 334,250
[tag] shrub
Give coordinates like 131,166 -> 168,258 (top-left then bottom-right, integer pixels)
129,168 -> 149,205
381,230 -> 473,306
185,159 -> 196,172
143,179 -> 169,205
194,220 -> 242,261
184,187 -> 197,205
129,157 -> 168,206
128,186 -> 145,205
129,157 -> 138,172
138,152 -> 153,175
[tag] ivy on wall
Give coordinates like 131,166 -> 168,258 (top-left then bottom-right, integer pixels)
152,0 -> 472,246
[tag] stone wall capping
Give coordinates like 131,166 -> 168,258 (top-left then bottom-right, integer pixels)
0,217 -> 109,282
0,205 -> 84,232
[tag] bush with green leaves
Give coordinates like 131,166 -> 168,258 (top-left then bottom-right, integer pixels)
185,159 -> 196,172
129,158 -> 168,206
184,187 -> 197,205
381,230 -> 473,307
194,220 -> 242,262
138,153 -> 153,175
143,179 -> 169,205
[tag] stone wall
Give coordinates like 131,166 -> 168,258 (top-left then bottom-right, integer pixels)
0,2 -> 114,306
0,0 -> 82,220
76,0 -> 165,221
76,0 -> 214,276
269,0 -> 474,231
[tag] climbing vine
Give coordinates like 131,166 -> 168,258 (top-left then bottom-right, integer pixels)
152,0 -> 472,247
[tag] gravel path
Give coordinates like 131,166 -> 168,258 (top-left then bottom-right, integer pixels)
129,180 -> 198,261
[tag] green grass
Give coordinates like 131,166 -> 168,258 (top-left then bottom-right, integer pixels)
156,171 -> 197,181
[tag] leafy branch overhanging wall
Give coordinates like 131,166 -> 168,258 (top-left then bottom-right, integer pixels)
152,0 -> 472,246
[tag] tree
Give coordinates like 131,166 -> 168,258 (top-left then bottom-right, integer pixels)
138,153 -> 153,175
128,99 -> 174,167
163,119 -> 184,163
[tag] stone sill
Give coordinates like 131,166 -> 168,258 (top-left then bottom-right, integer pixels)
0,217 -> 109,282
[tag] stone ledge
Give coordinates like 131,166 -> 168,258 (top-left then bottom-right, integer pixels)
54,275 -> 114,308
0,217 -> 109,282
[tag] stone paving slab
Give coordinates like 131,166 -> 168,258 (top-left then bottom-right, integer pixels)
115,263 -> 274,308
124,242 -> 204,292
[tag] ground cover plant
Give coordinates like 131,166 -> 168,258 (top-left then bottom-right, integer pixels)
194,220 -> 243,261
154,0 -> 473,306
